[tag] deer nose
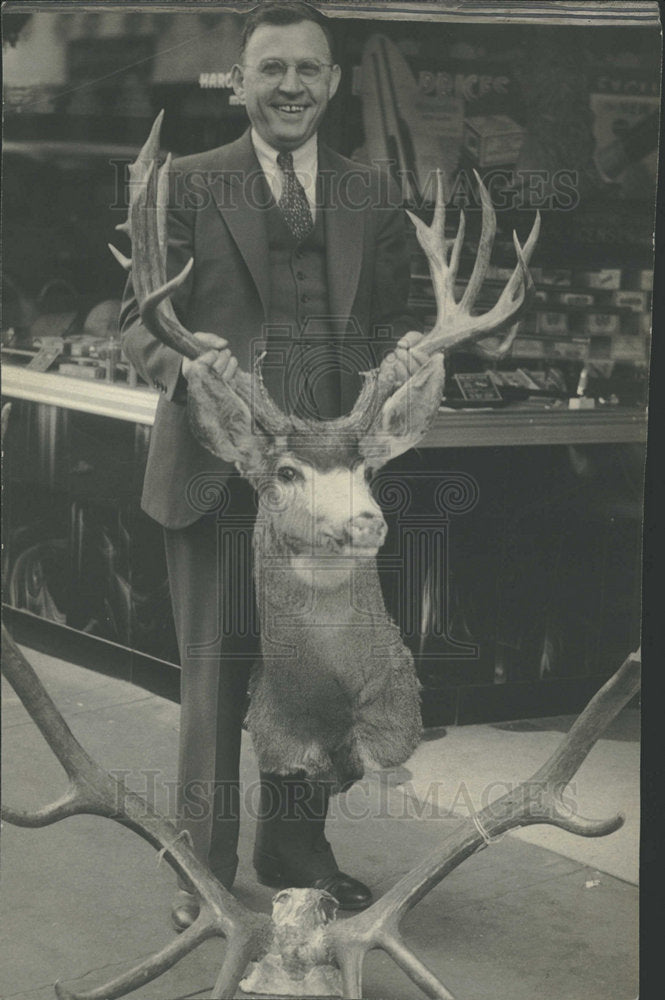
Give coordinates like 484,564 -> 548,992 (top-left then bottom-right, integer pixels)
347,512 -> 387,548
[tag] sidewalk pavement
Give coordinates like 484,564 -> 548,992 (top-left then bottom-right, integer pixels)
1,647 -> 639,1000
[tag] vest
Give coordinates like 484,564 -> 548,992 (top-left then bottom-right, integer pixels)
261,192 -> 342,419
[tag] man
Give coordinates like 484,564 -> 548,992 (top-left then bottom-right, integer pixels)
121,1 -> 427,930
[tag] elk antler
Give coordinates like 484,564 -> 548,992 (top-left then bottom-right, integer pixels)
0,628 -> 270,1000
1,594 -> 640,1000
322,649 -> 640,999
408,170 -> 540,360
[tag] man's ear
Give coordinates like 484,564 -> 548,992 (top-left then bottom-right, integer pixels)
359,355 -> 446,471
328,64 -> 342,101
186,364 -> 271,477
231,63 -> 246,105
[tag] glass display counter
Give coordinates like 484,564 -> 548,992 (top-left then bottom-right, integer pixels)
2,365 -> 645,724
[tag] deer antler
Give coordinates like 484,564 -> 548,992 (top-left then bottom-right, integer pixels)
109,110 -> 200,362
113,115 -> 539,440
333,168 -> 541,429
407,170 -> 540,360
110,111 -> 297,438
334,167 -> 541,430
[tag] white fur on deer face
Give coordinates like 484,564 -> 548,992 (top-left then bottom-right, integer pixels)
257,444 -> 387,581
187,357 -> 447,583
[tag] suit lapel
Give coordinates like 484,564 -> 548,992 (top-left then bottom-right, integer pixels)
206,135 -> 366,323
208,130 -> 271,317
320,144 -> 365,323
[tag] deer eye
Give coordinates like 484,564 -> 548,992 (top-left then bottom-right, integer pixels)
277,465 -> 300,483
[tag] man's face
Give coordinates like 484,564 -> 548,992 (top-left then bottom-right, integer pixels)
232,21 -> 341,151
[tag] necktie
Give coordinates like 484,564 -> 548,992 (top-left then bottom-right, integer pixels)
276,150 -> 314,242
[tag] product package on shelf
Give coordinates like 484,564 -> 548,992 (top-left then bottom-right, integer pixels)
463,114 -> 525,167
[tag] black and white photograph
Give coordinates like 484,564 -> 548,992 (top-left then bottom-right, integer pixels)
1,2 -> 660,998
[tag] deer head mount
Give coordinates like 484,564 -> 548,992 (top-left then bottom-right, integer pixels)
109,111 -> 540,791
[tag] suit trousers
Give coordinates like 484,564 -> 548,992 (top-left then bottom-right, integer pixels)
164,476 -> 260,887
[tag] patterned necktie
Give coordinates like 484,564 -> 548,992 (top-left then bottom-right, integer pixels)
276,150 -> 314,242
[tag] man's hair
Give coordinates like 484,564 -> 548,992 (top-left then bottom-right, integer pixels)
240,1 -> 336,62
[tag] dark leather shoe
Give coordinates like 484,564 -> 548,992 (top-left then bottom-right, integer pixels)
171,890 -> 200,932
312,872 -> 373,911
255,855 -> 373,911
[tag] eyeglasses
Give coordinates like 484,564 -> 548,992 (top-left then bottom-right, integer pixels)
246,59 -> 334,82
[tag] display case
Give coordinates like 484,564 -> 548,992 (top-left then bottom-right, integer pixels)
2,368 -> 646,724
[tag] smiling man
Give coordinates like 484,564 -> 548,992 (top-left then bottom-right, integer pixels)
121,0 -> 427,931
233,16 -> 341,151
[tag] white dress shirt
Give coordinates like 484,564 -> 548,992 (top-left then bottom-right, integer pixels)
251,128 -> 318,222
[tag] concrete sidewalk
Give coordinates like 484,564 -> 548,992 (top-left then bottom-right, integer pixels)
1,648 -> 639,1000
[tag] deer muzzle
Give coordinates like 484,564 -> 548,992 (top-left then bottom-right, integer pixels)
320,512 -> 387,557
348,511 -> 388,548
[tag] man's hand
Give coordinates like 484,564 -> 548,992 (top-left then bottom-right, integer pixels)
381,330 -> 431,386
181,333 -> 238,381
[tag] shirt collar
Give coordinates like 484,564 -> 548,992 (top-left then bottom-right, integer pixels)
251,128 -> 318,177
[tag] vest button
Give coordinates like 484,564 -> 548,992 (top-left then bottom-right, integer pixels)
301,294 -> 310,303
296,270 -> 306,280
295,248 -> 305,259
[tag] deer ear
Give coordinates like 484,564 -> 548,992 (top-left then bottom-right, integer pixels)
186,365 -> 271,477
359,355 -> 446,471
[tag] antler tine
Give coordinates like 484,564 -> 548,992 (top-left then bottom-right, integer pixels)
545,806 -> 625,839
109,110 -> 202,361
472,321 -> 520,362
448,209 -> 466,286
474,229 -> 535,341
139,251 -> 194,332
406,170 -> 461,327
379,934 -> 457,1000
431,167 -> 447,240
3,789 -> 83,828
54,921 -> 219,1000
533,648 -> 640,787
1,401 -> 13,444
493,214 -> 540,312
460,224 -> 538,361
458,169 -> 497,312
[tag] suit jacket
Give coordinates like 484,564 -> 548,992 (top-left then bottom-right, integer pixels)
120,129 -> 416,529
